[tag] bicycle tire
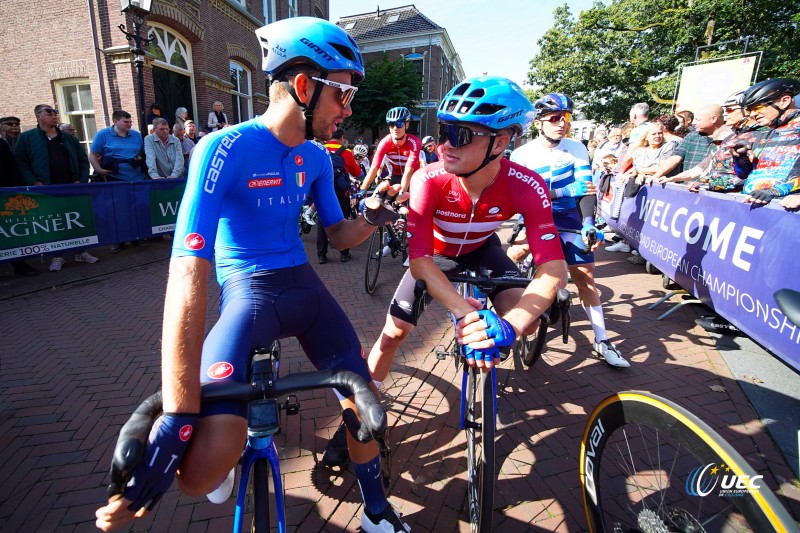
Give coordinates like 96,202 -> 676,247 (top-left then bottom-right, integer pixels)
581,391 -> 798,533
364,227 -> 383,294
520,319 -> 548,367
465,365 -> 495,532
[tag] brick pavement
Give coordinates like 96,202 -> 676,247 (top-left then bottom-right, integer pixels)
0,226 -> 798,532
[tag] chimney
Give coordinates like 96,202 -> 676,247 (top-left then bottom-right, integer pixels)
376,5 -> 380,18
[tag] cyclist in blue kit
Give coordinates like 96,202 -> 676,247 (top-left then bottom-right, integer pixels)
96,17 -> 410,533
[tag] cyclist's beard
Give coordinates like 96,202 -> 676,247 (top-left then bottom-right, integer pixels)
393,133 -> 406,144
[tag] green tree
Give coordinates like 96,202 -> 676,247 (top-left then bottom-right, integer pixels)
347,54 -> 423,139
528,0 -> 800,125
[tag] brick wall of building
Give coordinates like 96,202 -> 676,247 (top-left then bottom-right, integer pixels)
0,0 -> 328,140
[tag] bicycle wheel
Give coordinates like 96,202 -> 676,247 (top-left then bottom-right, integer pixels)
581,391 -> 797,533
364,227 -> 384,294
465,365 -> 495,532
517,319 -> 548,367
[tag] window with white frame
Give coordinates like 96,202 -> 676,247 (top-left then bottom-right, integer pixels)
55,80 -> 96,154
288,0 -> 298,17
263,0 -> 276,23
230,61 -> 252,124
147,25 -> 192,73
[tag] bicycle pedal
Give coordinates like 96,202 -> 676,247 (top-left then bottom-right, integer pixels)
435,349 -> 449,360
281,395 -> 300,416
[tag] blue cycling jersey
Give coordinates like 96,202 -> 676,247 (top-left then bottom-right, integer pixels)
510,138 -> 592,214
171,117 -> 343,284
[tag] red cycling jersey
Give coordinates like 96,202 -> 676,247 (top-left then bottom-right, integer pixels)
407,159 -> 564,266
372,133 -> 421,177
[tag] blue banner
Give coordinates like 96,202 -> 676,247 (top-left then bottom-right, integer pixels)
600,183 -> 800,372
0,180 -> 186,262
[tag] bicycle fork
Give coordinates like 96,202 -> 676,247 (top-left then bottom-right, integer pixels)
459,366 -> 497,433
235,438 -> 285,533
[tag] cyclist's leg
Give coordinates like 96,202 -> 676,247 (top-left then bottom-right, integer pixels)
179,272 -> 282,496
558,212 -> 629,368
367,269 -> 418,383
290,265 -> 408,528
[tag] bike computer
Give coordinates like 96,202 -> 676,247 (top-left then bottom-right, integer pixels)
248,399 -> 280,437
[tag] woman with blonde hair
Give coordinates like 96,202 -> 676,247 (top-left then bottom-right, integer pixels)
622,122 -> 675,186
207,101 -> 228,132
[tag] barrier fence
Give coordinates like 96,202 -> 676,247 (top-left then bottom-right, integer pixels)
600,182 -> 800,373
0,180 -> 186,261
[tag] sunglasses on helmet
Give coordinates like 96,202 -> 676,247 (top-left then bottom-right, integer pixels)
311,77 -> 358,108
438,122 -> 496,149
387,120 -> 407,129
539,112 -> 571,124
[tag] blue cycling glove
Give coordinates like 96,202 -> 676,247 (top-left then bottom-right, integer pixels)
555,180 -> 592,198
461,310 -> 516,362
581,224 -> 605,243
124,413 -> 198,512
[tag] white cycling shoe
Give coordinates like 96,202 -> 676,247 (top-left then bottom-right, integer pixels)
593,339 -> 630,368
207,467 -> 235,504
362,505 -> 411,532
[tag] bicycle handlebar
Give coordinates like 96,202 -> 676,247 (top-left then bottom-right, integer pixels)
108,369 -> 386,499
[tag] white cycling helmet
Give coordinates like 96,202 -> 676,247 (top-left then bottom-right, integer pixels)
353,144 -> 368,157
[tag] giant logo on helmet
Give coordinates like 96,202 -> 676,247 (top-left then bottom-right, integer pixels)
300,38 -> 334,63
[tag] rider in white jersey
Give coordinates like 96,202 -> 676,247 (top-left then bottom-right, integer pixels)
509,92 -> 630,368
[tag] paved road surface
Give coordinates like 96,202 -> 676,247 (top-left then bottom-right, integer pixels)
1,227 -> 798,531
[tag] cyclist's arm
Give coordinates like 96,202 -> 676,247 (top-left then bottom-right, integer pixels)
325,213 -> 379,250
161,255 -> 210,413
400,138 -> 421,193
399,164 -> 416,195
502,259 -> 568,336
361,139 -> 388,190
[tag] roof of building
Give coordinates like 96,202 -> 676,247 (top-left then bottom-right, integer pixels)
336,4 -> 442,40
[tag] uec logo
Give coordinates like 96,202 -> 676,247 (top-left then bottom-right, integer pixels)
685,463 -> 763,497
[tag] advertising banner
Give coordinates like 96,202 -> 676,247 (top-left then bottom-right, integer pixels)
0,180 -> 186,262
601,184 -> 800,373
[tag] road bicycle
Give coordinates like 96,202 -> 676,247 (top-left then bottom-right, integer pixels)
506,217 -> 574,366
579,289 -> 800,533
107,341 -> 389,533
411,260 -> 566,532
364,194 -> 408,294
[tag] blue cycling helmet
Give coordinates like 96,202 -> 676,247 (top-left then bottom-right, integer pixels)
256,17 -> 364,81
386,107 -> 411,123
255,17 -> 364,140
437,76 -> 535,135
533,92 -> 574,119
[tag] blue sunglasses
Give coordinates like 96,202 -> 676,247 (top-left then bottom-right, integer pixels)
387,120 -> 407,129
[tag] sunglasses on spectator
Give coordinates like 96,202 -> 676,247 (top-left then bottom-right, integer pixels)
38,108 -> 59,115
387,120 -> 407,129
747,100 -> 781,113
438,122 -> 496,149
539,112 -> 571,124
310,77 -> 358,108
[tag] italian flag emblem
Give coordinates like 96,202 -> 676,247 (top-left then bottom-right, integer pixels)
296,172 -> 306,186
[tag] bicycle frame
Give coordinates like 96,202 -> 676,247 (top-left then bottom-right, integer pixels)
108,345 -> 388,533
452,280 -> 497,433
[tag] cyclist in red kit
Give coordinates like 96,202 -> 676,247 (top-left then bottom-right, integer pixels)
366,76 -> 568,387
360,106 -> 421,194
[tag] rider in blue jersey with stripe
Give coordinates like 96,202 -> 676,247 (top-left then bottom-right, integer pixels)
96,17 -> 410,533
508,93 -> 630,368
